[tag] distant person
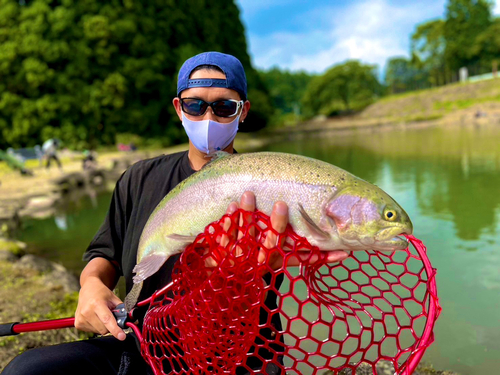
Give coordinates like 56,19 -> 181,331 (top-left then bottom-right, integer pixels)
42,138 -> 62,170
82,150 -> 98,171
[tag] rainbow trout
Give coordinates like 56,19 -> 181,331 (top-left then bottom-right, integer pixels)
125,152 -> 413,309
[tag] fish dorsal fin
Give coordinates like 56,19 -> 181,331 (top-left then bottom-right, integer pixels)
204,151 -> 231,165
298,203 -> 331,242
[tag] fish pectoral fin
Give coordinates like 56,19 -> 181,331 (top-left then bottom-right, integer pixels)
298,203 -> 331,242
167,233 -> 197,243
132,253 -> 168,284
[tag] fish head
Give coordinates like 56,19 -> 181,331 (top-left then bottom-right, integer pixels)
325,182 -> 413,251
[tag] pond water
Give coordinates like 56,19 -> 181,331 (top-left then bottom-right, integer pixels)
17,123 -> 500,374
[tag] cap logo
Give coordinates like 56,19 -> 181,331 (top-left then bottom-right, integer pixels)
187,79 -> 228,89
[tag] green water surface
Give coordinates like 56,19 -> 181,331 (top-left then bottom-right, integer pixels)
18,124 -> 500,374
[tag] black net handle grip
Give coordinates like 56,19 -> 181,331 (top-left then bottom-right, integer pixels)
0,322 -> 19,337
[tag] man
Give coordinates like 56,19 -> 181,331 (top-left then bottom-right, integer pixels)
2,52 -> 348,375
42,138 -> 63,170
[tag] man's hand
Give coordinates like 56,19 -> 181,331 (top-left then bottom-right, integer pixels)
223,191 -> 349,269
74,258 -> 126,341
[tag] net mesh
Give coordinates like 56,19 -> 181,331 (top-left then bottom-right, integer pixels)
140,209 -> 440,375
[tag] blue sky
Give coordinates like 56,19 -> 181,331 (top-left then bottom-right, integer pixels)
235,0 -> 500,76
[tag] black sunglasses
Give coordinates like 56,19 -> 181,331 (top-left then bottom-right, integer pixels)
179,98 -> 243,118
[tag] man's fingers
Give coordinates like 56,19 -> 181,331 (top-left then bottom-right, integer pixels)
268,201 -> 288,243
239,191 -> 256,212
95,304 -> 126,341
221,202 -> 238,247
226,201 -> 238,215
285,250 -> 349,267
260,201 -> 289,265
238,192 -> 256,239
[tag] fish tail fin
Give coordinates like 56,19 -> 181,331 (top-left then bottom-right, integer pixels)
125,282 -> 143,311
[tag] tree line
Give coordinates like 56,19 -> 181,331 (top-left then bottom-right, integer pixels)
0,0 -> 498,149
0,0 -> 272,150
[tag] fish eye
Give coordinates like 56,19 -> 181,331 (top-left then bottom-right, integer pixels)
384,209 -> 397,221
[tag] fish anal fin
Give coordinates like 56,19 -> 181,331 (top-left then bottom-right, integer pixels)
132,253 -> 168,284
298,203 -> 331,242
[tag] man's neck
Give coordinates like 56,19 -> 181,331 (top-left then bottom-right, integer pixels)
188,143 -> 234,171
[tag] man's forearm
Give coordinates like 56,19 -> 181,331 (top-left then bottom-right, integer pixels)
80,257 -> 119,290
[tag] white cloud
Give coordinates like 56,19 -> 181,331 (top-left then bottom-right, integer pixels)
246,0 -> 446,74
494,0 -> 500,15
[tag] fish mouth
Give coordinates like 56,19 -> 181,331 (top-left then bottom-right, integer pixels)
374,225 -> 412,251
374,234 -> 409,251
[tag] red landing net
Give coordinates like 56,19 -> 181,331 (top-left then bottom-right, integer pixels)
138,209 -> 441,375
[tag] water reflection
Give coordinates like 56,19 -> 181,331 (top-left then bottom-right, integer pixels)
415,159 -> 500,242
54,214 -> 68,231
17,187 -> 112,274
265,125 -> 500,242
261,124 -> 500,374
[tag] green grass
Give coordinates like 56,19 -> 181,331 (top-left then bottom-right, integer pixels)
360,78 -> 500,122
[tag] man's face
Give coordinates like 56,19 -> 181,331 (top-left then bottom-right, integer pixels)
173,69 -> 250,124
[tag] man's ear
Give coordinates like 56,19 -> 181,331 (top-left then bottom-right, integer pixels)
240,100 -> 251,122
172,97 -> 183,122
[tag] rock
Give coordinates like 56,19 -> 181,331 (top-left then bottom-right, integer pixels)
0,249 -> 18,262
16,254 -> 55,272
18,194 -> 60,218
15,254 -> 80,293
42,268 -> 80,293
0,237 -> 27,256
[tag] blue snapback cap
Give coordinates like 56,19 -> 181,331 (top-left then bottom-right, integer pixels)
177,52 -> 247,100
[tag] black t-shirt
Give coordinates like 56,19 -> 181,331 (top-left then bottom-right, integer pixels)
83,150 -> 196,302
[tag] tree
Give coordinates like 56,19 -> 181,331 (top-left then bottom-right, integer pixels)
385,58 -> 420,93
411,19 -> 447,86
470,17 -> 500,69
443,0 -> 493,71
0,0 -> 271,149
301,60 -> 381,118
259,68 -> 313,115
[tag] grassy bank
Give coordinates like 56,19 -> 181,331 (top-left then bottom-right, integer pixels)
278,78 -> 500,133
0,243 -> 91,369
361,77 -> 500,123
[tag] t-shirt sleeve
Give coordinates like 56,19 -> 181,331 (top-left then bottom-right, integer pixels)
82,170 -> 131,275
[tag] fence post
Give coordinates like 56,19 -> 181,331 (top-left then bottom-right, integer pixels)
459,67 -> 468,83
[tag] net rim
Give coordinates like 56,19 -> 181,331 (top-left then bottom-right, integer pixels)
137,210 -> 440,375
403,234 -> 441,375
